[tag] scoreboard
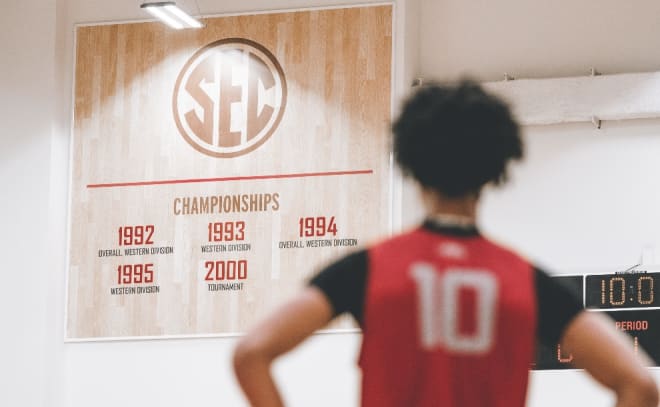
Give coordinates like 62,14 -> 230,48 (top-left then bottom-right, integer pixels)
533,271 -> 660,370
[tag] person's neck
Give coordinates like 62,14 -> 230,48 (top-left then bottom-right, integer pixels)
422,188 -> 478,225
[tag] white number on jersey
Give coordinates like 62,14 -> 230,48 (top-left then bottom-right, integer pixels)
410,263 -> 499,354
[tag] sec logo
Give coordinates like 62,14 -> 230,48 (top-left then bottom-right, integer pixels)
173,38 -> 287,158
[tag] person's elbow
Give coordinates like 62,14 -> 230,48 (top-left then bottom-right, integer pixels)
610,366 -> 659,407
623,372 -> 659,407
641,375 -> 660,407
233,336 -> 274,376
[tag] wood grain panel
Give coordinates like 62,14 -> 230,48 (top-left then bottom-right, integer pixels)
67,5 -> 393,339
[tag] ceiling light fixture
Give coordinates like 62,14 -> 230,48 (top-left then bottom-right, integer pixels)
141,2 -> 203,30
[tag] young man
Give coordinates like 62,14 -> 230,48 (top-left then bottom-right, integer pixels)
233,81 -> 659,406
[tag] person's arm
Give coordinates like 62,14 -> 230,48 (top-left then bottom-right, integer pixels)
561,311 -> 659,407
232,287 -> 334,407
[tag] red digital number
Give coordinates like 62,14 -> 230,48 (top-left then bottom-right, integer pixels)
298,216 -> 338,237
204,260 -> 248,281
118,225 -> 155,246
207,221 -> 246,242
116,263 -> 154,284
556,344 -> 573,363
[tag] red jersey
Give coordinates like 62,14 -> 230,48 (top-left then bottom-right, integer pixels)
310,220 -> 582,407
360,226 -> 535,407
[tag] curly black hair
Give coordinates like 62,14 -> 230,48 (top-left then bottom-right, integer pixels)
393,80 -> 523,198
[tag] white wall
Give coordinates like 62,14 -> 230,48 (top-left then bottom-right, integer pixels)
3,0 -> 660,406
482,119 -> 660,272
0,1 -> 56,406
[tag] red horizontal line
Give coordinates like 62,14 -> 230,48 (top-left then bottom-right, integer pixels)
86,169 -> 374,189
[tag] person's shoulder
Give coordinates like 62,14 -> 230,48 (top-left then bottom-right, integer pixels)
479,233 -> 532,268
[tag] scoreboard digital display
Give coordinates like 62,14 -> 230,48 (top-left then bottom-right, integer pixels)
585,273 -> 659,309
533,272 -> 660,370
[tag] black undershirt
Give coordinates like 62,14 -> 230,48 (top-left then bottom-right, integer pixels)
309,222 -> 584,347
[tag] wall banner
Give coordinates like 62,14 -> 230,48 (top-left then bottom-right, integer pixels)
66,4 -> 393,340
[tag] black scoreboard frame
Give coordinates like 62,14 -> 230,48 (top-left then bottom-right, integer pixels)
533,271 -> 660,370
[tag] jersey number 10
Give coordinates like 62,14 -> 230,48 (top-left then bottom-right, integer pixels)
410,263 -> 498,354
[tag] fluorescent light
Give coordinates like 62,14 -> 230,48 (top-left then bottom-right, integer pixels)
141,2 -> 203,30
143,5 -> 184,30
164,4 -> 203,28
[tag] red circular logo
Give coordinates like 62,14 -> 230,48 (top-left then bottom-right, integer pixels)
173,38 -> 287,158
